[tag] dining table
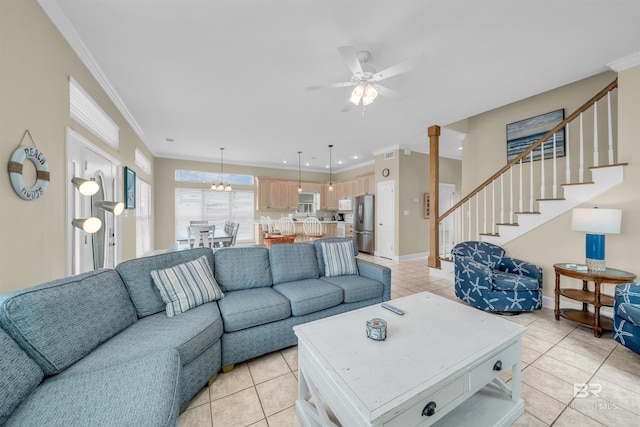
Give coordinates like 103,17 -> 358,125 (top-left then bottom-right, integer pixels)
176,227 -> 232,248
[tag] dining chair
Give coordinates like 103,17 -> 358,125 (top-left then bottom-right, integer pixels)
189,224 -> 215,248
278,217 -> 296,238
189,220 -> 209,226
302,217 -> 323,241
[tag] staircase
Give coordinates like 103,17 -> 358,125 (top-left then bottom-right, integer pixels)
431,79 -> 623,270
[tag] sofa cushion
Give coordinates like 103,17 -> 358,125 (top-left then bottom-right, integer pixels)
218,288 -> 291,332
58,302 -> 223,377
320,240 -> 359,277
214,247 -> 272,291
617,302 -> 640,326
320,275 -> 384,303
269,243 -> 319,285
0,269 -> 137,376
6,350 -> 180,427
151,256 -> 224,317
492,272 -> 540,291
313,237 -> 359,277
0,329 -> 44,425
273,279 -> 343,316
116,247 -> 214,317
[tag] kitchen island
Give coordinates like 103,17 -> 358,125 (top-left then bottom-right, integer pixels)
254,221 -> 338,245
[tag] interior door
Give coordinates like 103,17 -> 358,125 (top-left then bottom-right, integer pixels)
67,128 -> 120,275
376,181 -> 395,259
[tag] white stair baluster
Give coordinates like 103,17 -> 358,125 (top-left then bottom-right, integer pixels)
483,187 -> 487,234
565,124 -> 571,184
519,159 -> 523,213
491,180 -> 495,235
552,133 -> 557,198
509,167 -> 514,224
540,140 -> 545,199
500,174 -> 504,224
475,193 -> 479,240
529,151 -> 534,211
593,101 -> 599,167
467,200 -> 471,241
607,91 -> 614,165
579,112 -> 585,182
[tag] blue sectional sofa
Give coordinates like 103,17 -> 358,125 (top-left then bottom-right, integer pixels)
0,238 -> 390,426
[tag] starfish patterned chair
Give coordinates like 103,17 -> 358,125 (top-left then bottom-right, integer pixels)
613,283 -> 640,354
451,241 -> 543,313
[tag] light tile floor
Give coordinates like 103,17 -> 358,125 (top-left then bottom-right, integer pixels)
178,255 -> 640,427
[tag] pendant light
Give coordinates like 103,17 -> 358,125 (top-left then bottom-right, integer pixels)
328,144 -> 333,191
298,151 -> 302,192
212,147 -> 231,191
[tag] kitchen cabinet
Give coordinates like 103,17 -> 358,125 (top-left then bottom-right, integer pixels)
356,174 -> 375,195
257,179 -> 299,210
324,185 -> 338,210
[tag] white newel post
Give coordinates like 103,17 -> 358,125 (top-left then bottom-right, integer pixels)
540,141 -> 545,199
579,112 -> 585,183
565,124 -> 571,184
607,91 -> 614,165
552,133 -> 557,198
593,102 -> 599,167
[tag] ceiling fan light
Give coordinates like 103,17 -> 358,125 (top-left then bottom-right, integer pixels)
362,95 -> 374,106
364,84 -> 378,101
349,84 -> 365,105
349,92 -> 362,106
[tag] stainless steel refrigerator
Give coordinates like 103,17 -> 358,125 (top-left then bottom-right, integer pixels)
354,194 -> 374,254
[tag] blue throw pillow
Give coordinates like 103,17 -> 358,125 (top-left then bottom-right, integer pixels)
151,256 -> 224,317
320,241 -> 359,277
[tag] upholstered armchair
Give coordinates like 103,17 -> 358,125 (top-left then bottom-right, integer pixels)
614,283 -> 640,354
451,241 -> 543,312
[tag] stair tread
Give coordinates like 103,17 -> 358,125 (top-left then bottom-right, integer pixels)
561,181 -> 594,187
537,198 -> 566,201
514,211 -> 541,214
495,223 -> 519,226
589,162 -> 628,170
479,232 -> 500,236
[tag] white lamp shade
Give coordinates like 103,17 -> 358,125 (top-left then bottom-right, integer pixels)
95,201 -> 124,216
571,208 -> 621,234
72,177 -> 100,196
364,84 -> 378,100
349,84 -> 365,105
72,217 -> 102,233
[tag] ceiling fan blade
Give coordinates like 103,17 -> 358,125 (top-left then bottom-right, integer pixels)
373,84 -> 404,101
372,54 -> 427,82
306,82 -> 353,91
338,46 -> 363,76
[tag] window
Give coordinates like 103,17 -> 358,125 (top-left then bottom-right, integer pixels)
135,148 -> 152,175
136,178 -> 152,257
69,77 -> 119,149
175,188 -> 254,243
175,169 -> 253,186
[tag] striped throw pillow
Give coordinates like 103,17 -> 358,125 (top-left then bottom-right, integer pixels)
151,256 -> 224,317
320,241 -> 359,277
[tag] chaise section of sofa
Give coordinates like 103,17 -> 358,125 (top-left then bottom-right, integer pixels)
115,248 -> 223,404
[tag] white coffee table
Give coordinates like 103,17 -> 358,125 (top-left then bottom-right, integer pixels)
294,292 -> 526,426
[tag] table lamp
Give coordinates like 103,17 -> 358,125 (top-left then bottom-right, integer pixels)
571,207 -> 621,271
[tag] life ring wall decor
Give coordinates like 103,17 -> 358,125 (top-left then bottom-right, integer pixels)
8,145 -> 50,200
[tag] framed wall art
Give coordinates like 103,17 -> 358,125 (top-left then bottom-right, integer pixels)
506,109 -> 565,163
424,193 -> 431,219
124,166 -> 136,209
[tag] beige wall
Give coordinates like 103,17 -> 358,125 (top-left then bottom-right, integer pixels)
375,149 -> 462,258
0,0 -> 150,294
458,69 -> 639,303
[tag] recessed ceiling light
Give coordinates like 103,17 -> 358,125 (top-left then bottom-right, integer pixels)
325,165 -> 329,169
305,162 -> 310,166
283,160 -> 287,164
458,147 -> 463,150
338,161 -> 343,164
353,155 -> 359,159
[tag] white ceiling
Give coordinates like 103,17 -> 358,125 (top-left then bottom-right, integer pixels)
41,0 -> 640,172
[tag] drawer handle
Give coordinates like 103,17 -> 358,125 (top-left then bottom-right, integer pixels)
422,401 -> 436,417
493,360 -> 503,371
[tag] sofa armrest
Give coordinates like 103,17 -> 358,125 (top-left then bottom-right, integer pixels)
500,256 -> 543,282
356,259 -> 392,301
615,283 -> 640,306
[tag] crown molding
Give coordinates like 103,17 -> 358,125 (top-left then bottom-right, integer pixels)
38,0 -> 147,145
606,51 -> 640,72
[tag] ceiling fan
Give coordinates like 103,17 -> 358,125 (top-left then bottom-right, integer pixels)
306,46 -> 426,112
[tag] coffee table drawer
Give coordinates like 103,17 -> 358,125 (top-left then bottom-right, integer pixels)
469,341 -> 519,391
385,374 -> 466,426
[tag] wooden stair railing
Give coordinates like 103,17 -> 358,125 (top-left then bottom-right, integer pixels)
429,79 -> 619,268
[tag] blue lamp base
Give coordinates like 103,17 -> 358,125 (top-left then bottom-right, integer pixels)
585,233 -> 606,271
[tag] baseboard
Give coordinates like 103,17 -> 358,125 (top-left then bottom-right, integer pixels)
398,252 -> 429,262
